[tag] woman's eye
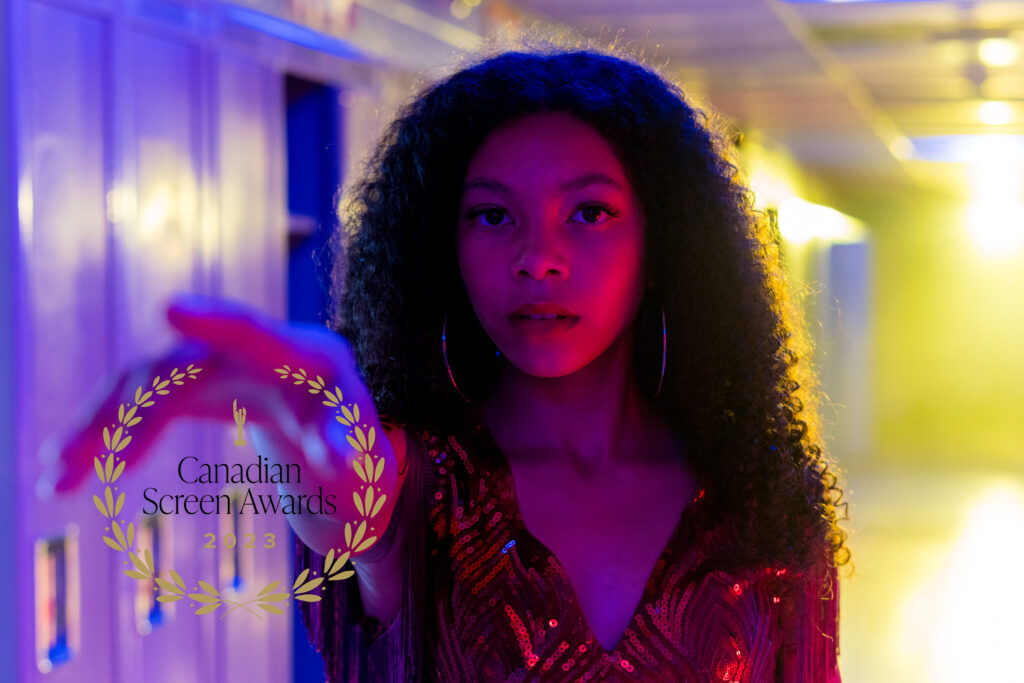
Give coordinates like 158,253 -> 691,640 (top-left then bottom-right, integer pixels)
469,208 -> 511,227
570,204 -> 617,225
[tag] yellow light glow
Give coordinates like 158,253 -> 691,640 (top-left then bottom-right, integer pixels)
139,184 -> 173,238
978,38 -> 1020,67
978,101 -> 1014,126
888,135 -> 915,160
965,202 -> 1024,255
777,197 -> 862,244
965,152 -> 1024,256
903,486 -> 1024,682
449,0 -> 471,19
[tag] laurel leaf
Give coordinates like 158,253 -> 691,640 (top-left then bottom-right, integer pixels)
141,401 -> 155,407
324,549 -> 335,572
93,457 -> 104,483
112,461 -> 125,483
105,455 -> 114,481
258,581 -> 281,598
126,522 -> 135,548
157,594 -> 183,602
340,405 -> 354,424
103,426 -> 111,451
307,388 -> 318,394
259,593 -> 290,603
155,577 -> 182,594
368,426 -> 375,451
344,522 -> 352,547
111,426 -> 123,450
353,491 -> 364,516
336,414 -> 352,427
103,536 -> 124,551
346,434 -> 361,453
364,488 -> 374,517
105,487 -> 114,515
156,379 -> 170,391
170,569 -> 186,592
292,568 -> 309,591
188,593 -> 220,604
124,570 -> 148,580
295,594 -> 321,602
329,551 -> 351,575
139,391 -> 153,404
112,521 -> 127,548
329,569 -> 355,581
190,368 -> 202,375
355,427 -> 367,451
129,551 -> 148,574
364,455 -> 373,483
145,548 -> 155,574
352,520 -> 366,548
295,577 -> 324,594
127,417 -> 142,428
374,456 -> 385,483
195,603 -> 221,615
352,459 -> 366,484
317,375 -> 325,386
151,375 -> 161,388
156,390 -> 169,396
134,386 -> 143,403
115,435 -> 131,452
370,493 -> 386,518
93,495 -> 109,518
354,536 -> 379,554
353,404 -> 360,422
114,492 -> 125,517
258,603 -> 283,614
118,403 -> 125,423
198,580 -> 219,597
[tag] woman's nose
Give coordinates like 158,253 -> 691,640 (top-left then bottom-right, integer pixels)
510,222 -> 570,280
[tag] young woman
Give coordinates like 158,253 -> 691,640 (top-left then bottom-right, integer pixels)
51,44 -> 848,682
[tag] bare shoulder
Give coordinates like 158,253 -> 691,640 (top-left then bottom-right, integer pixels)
351,423 -> 412,626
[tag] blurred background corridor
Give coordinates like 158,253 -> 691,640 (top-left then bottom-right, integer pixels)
1,1 -> 1023,681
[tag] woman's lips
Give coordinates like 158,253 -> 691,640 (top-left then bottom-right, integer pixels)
509,302 -> 578,319
508,315 -> 580,336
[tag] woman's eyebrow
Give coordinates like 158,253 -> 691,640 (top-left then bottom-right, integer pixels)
462,172 -> 625,196
557,173 -> 625,193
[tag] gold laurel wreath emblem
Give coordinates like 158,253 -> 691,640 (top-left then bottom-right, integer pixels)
93,362 -> 387,619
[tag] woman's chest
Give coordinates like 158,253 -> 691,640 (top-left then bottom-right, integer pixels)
505,458 -> 696,651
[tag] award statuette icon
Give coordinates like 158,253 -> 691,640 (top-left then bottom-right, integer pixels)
233,399 -> 247,447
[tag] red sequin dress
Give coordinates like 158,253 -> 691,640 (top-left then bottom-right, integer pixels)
295,411 -> 841,682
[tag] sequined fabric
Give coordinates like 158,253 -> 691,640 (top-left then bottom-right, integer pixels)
295,412 -> 841,682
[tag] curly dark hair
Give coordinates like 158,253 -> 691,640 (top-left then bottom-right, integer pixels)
326,41 -> 849,575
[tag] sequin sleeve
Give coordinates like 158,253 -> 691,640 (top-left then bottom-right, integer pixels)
293,418 -> 430,682
777,558 -> 841,682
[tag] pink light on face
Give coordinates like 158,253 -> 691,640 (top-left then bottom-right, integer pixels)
455,112 -> 647,381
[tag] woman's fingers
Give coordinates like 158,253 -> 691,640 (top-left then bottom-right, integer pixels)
39,342 -> 217,496
166,294 -> 341,380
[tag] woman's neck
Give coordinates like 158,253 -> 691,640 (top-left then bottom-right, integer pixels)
479,332 -> 676,474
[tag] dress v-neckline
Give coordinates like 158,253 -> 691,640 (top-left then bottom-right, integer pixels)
468,414 -> 704,655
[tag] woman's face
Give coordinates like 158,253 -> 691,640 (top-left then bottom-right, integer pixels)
455,111 -> 647,379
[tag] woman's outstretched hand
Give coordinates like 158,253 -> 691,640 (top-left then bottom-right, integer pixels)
38,293 -> 401,558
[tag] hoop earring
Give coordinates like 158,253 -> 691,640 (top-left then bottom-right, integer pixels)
654,303 -> 667,399
442,311 -> 485,404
